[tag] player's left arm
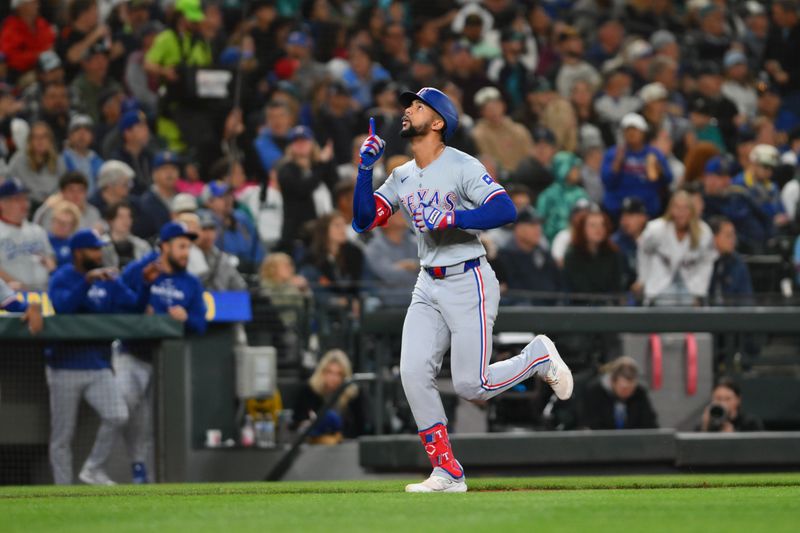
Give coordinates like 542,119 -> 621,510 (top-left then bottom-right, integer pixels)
414,160 -> 516,232
184,279 -> 208,334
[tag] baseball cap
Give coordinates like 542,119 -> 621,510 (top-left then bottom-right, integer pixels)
69,229 -> 108,251
650,30 -> 676,51
286,31 -> 310,47
199,211 -> 217,229
201,181 -> 231,203
703,155 -> 736,176
626,40 -> 653,62
171,193 -> 198,214
620,113 -> 649,132
68,114 -> 94,132
159,221 -> 198,243
516,207 -> 542,225
723,50 -> 747,69
525,75 -> 553,94
638,82 -> 668,104
570,197 -> 592,217
689,96 -> 713,115
119,109 -> 147,132
84,40 -> 110,60
287,125 -> 314,143
153,150 -> 181,169
0,177 -> 28,198
474,86 -> 502,107
175,0 -> 205,23
37,50 -> 62,72
621,197 -> 647,215
749,144 -> 779,167
97,160 -> 135,189
532,126 -> 556,145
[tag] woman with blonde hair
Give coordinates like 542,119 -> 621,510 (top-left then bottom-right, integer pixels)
7,121 -> 66,204
292,349 -> 365,444
637,190 -> 716,305
48,200 -> 82,268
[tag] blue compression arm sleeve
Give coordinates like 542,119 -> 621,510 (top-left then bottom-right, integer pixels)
3,299 -> 27,312
455,193 -> 517,230
352,168 -> 377,232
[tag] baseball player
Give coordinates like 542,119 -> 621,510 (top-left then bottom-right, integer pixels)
119,221 -> 207,483
352,88 -> 574,493
47,229 -> 139,485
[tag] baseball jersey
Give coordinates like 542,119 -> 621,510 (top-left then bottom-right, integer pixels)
0,219 -> 54,291
375,147 -> 506,267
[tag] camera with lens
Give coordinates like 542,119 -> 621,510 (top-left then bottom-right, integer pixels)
707,403 -> 729,432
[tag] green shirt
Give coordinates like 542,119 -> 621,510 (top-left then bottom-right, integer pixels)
145,29 -> 213,68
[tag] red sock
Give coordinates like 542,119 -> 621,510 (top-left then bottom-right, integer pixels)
418,423 -> 463,479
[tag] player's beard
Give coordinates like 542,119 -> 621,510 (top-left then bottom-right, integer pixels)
167,254 -> 187,273
81,256 -> 102,271
400,120 -> 428,138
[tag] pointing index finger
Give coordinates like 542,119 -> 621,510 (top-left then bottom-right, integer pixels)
369,117 -> 376,136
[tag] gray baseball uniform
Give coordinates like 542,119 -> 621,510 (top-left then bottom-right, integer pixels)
374,148 -> 554,430
0,219 -> 54,291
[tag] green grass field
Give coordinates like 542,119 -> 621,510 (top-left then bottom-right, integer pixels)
2,474 -> 799,533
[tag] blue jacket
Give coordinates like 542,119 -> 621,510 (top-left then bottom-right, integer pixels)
132,190 -> 172,242
601,145 -> 672,218
709,253 -> 753,304
122,252 -> 207,334
215,210 -> 265,272
47,264 -> 140,369
253,129 -> 287,174
61,148 -> 104,194
49,235 -> 72,268
703,189 -> 772,253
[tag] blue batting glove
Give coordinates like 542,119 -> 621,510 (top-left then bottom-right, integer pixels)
359,117 -> 385,171
413,203 -> 456,233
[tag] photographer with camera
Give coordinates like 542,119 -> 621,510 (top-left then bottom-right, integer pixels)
699,378 -> 763,432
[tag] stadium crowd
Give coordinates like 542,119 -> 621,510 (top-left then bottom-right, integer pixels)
1,0 -> 800,309
3,0 -> 793,485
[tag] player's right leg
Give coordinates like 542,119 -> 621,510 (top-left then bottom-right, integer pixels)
80,368 -> 129,485
45,367 -> 87,485
400,277 -> 466,493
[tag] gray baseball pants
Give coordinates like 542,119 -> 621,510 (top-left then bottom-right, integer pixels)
113,350 -> 154,465
46,367 -> 128,485
400,258 -> 553,430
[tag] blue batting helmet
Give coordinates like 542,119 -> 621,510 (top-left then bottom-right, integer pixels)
399,87 -> 459,142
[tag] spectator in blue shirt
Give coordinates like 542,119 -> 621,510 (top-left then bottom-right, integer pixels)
702,155 -> 772,253
253,101 -> 295,177
733,144 -> 790,230
601,113 -> 673,221
200,180 -> 265,275
708,216 -> 753,305
47,229 -> 139,485
60,114 -> 103,194
341,44 -> 391,110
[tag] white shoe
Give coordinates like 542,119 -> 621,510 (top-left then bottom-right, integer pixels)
405,474 -> 468,493
79,466 -> 117,486
538,335 -> 574,400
